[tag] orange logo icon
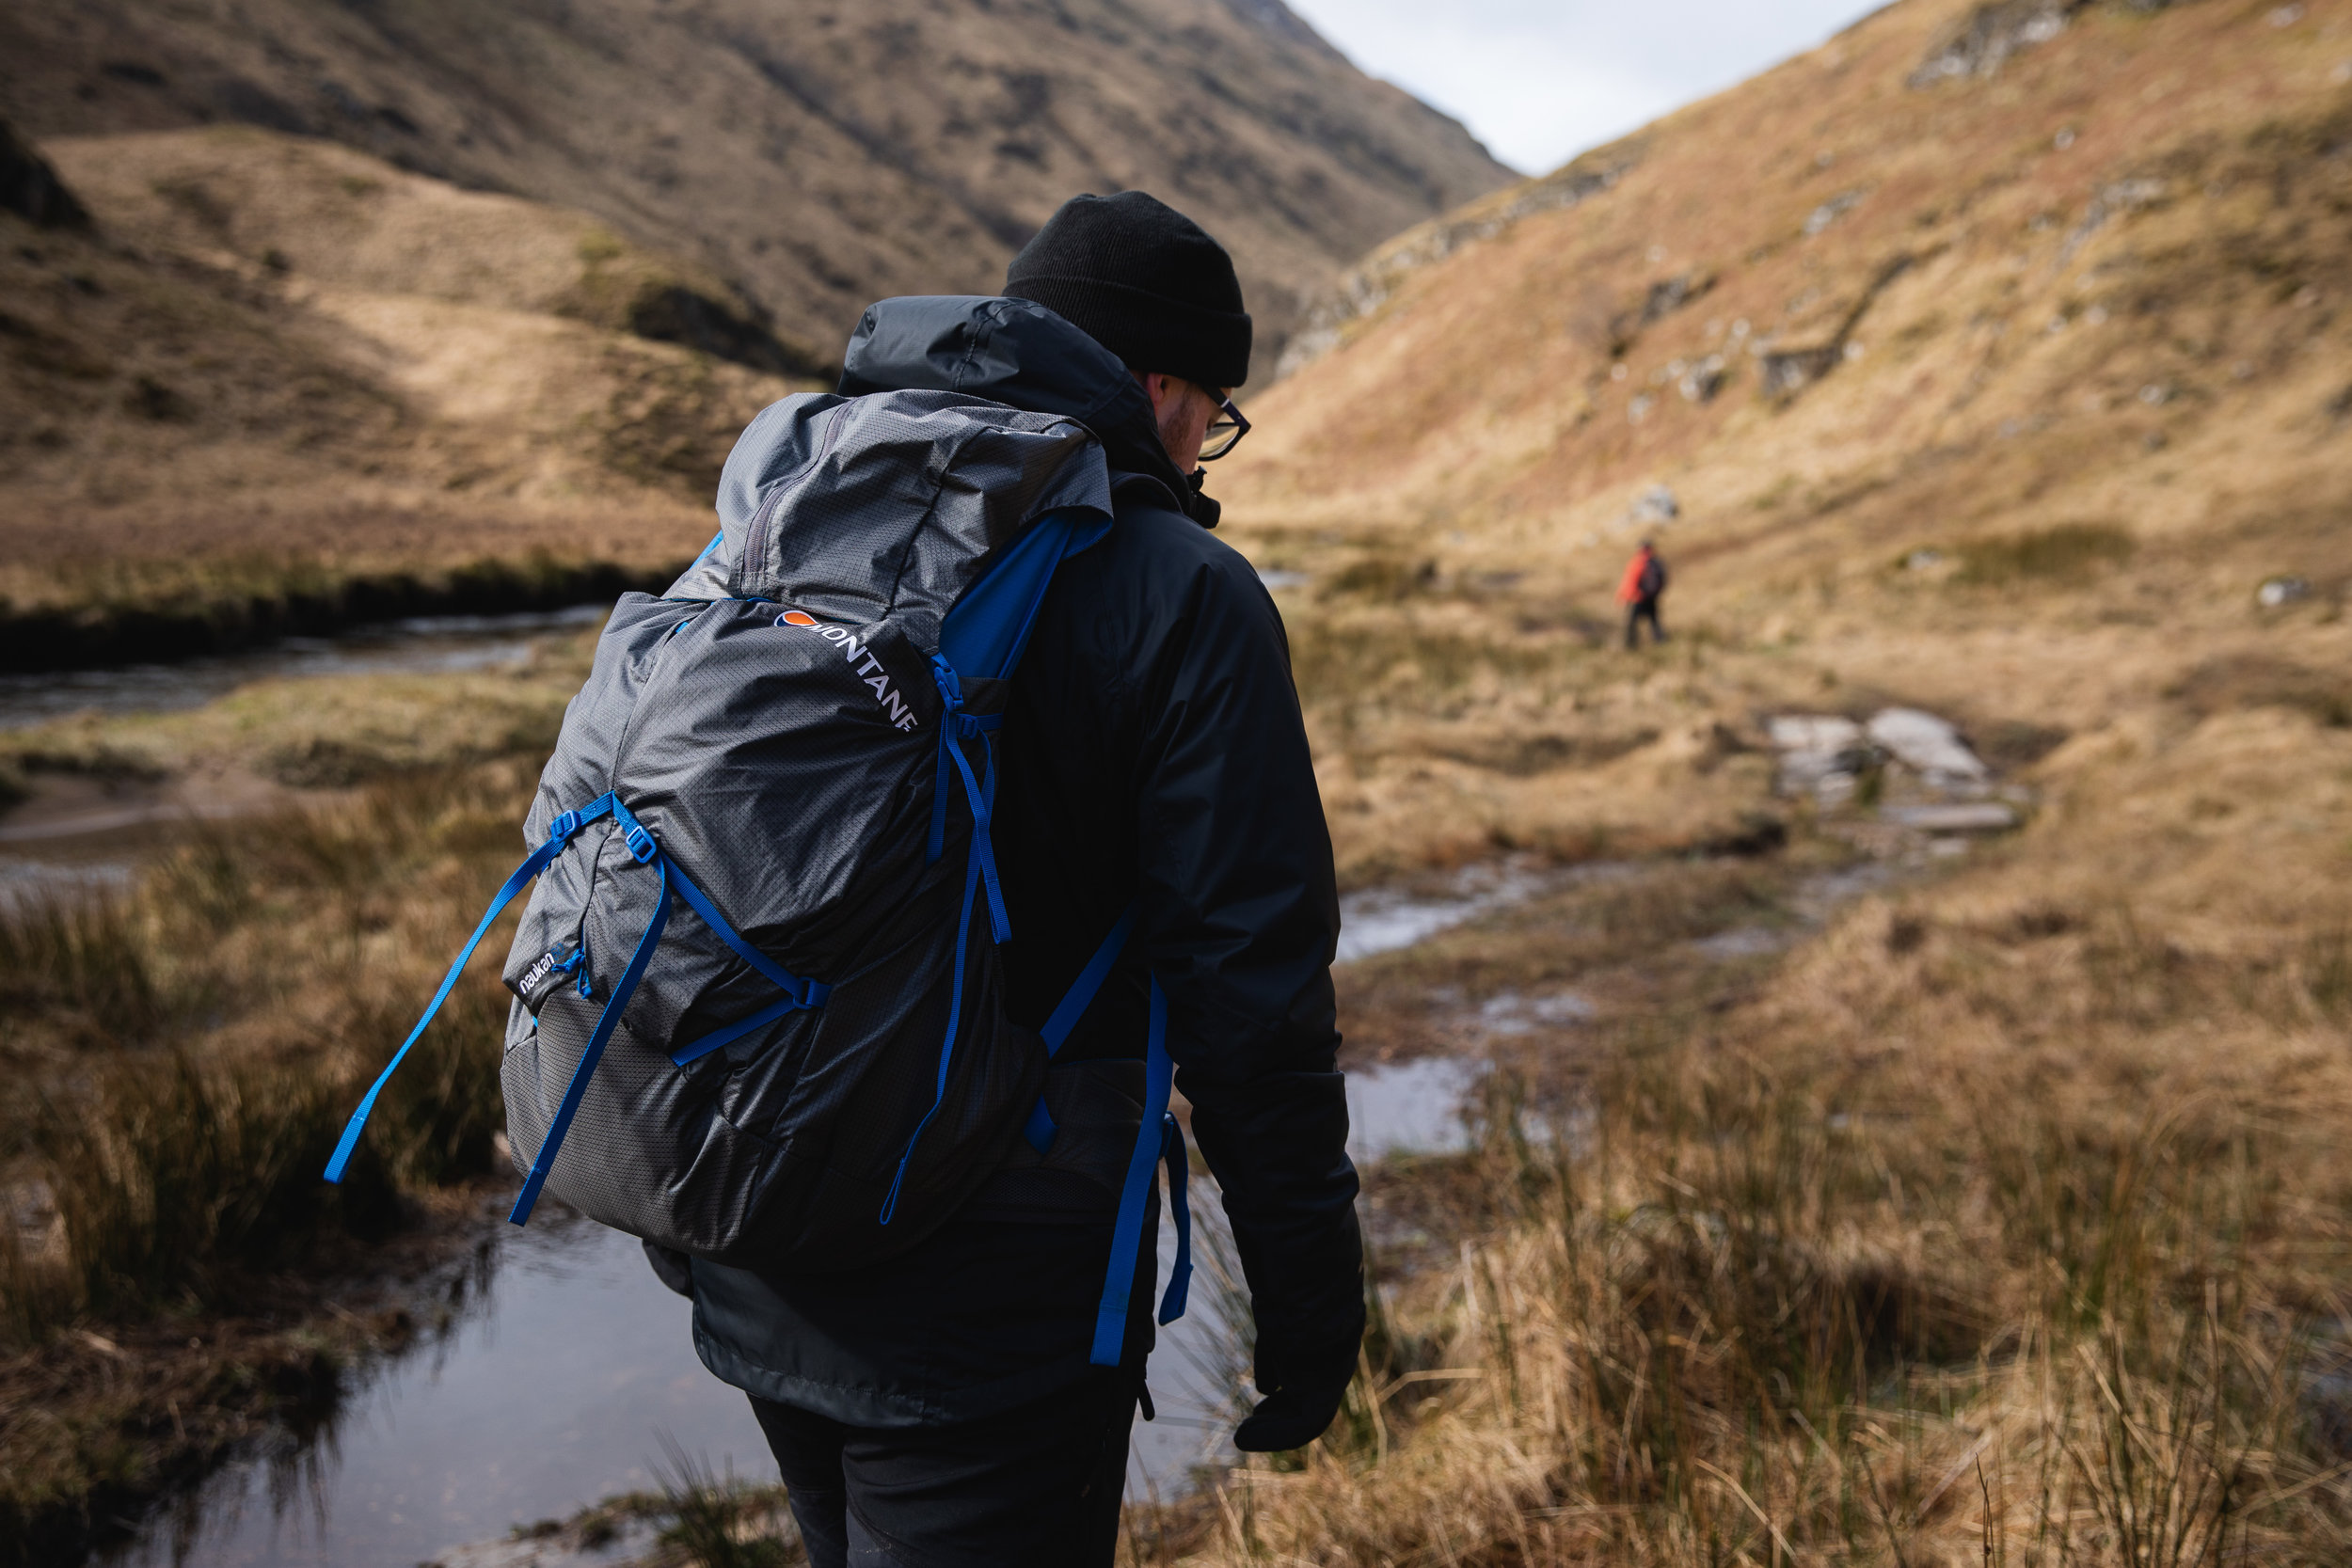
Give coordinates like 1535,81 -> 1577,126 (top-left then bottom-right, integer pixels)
779,610 -> 818,626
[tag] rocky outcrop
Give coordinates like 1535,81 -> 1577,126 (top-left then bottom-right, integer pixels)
1910,0 -> 2197,87
1770,709 -> 2025,845
0,118 -> 88,229
1276,144 -> 1642,378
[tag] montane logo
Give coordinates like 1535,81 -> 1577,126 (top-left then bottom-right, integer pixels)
777,610 -> 920,732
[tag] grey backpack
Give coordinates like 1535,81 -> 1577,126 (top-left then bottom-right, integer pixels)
326,382 -> 1192,1361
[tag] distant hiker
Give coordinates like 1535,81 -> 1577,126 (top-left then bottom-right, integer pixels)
1620,539 -> 1669,648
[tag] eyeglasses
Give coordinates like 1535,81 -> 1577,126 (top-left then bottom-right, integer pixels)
1199,389 -> 1250,461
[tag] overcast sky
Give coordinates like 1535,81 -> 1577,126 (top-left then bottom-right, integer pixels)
1283,1 -> 1887,176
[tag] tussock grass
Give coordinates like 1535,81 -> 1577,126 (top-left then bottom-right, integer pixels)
1152,1024 -> 2346,1566
0,766 -> 529,1349
654,1441 -> 803,1568
0,893 -> 163,1040
1954,524 -> 2137,588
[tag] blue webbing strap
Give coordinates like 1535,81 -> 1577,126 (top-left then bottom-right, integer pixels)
1022,903 -> 1139,1154
940,723 -> 1009,943
670,994 -> 795,1067
511,856 -> 672,1224
666,863 -> 832,1013
325,790 -> 830,1217
1089,977 -> 1190,1366
324,793 -> 624,1184
879,845 -> 985,1224
1158,1113 -> 1193,1326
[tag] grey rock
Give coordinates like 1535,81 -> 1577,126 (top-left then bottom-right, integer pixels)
1867,707 -> 1990,786
1628,484 -> 1680,525
1762,344 -> 1845,397
1678,356 -> 1728,403
1643,273 -> 1702,324
1879,801 -> 2020,832
1909,1 -> 2087,88
2258,577 -> 2312,608
1804,189 -> 1867,237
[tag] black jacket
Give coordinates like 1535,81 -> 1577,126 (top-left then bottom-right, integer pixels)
685,297 -> 1362,1426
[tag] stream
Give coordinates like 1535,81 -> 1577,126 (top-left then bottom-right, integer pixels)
0,607 -> 612,736
33,597 -> 1512,1565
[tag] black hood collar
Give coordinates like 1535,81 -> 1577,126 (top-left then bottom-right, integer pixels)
837,295 -> 1218,530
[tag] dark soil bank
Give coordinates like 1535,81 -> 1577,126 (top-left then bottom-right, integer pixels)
0,558 -> 690,674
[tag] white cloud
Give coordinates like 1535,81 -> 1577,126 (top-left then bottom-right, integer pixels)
1282,1 -> 1885,174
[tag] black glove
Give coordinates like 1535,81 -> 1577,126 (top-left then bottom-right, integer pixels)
1235,1370 -> 1353,1451
1233,1297 -> 1363,1452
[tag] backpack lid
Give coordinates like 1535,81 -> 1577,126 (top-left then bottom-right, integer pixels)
714,388 -> 1113,657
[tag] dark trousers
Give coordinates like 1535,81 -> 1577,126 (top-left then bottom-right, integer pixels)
749,1370 -> 1136,1568
1625,596 -> 1665,648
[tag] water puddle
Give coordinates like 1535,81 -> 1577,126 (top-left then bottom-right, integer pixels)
1334,862 -> 1566,964
1346,1057 -> 1486,1160
91,1203 -> 1265,1566
100,1215 -> 764,1568
0,605 -> 609,733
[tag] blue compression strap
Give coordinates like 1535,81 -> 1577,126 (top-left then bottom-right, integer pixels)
1090,976 -> 1186,1366
1022,903 -> 1139,1155
511,857 -> 672,1224
1040,905 -> 1137,1053
324,794 -> 623,1183
879,846 -> 984,1224
667,863 -> 830,1011
691,529 -> 724,567
925,657 -> 1010,942
670,994 -> 797,1067
940,727 -> 1009,943
325,790 -> 830,1218
1158,1113 -> 1193,1325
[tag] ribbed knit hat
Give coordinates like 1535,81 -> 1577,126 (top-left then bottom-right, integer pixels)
1005,191 -> 1252,389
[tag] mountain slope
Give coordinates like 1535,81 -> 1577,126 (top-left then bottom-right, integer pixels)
1211,0 -> 2350,886
0,0 -> 1514,382
0,124 -> 805,656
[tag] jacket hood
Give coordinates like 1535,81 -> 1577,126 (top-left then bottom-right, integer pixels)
837,295 -> 1218,530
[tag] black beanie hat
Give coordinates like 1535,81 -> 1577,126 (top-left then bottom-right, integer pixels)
1005,191 -> 1252,389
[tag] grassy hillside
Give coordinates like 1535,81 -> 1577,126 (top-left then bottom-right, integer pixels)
1168,0 -> 2352,1560
0,125 -> 810,664
0,0 -> 1515,382
1223,0 -> 2352,881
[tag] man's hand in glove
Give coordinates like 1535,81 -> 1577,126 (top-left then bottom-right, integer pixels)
1234,1368 -> 1354,1452
1233,1321 -> 1360,1452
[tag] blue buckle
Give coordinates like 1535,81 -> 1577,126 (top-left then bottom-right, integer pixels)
548,810 -> 580,845
625,825 -> 659,864
803,979 -> 833,1007
930,656 -> 964,712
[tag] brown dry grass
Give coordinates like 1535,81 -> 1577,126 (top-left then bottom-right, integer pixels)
1114,0 -> 2352,1560
1,129 -> 816,643
1130,770 -> 2352,1562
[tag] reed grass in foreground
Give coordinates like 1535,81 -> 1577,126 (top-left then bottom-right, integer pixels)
1128,889 -> 2352,1565
0,765 -> 535,1559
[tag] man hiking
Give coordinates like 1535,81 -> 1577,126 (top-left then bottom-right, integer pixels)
662,192 -> 1365,1566
1619,539 -> 1669,648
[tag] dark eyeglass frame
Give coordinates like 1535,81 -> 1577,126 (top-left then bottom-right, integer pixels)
1198,389 -> 1250,462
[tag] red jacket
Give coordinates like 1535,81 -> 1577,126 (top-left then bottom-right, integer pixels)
1618,547 -> 1661,605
